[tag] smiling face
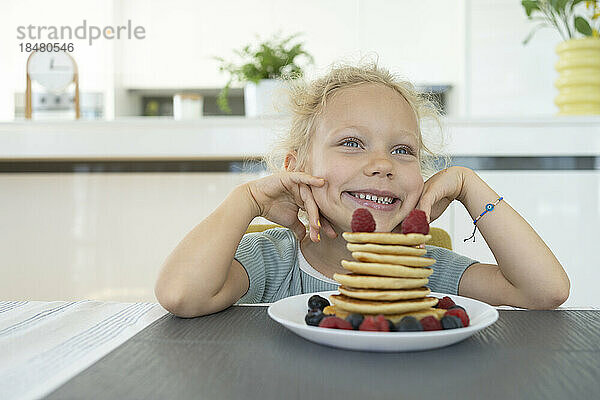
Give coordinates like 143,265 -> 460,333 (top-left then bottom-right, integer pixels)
303,83 -> 424,233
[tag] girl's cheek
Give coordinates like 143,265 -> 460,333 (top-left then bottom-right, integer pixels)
312,184 -> 335,213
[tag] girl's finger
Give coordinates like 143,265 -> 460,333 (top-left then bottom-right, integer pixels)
416,196 -> 432,224
284,179 -> 308,212
299,183 -> 321,242
290,172 -> 326,187
281,173 -> 324,211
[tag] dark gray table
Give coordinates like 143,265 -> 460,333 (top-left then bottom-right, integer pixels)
45,307 -> 600,400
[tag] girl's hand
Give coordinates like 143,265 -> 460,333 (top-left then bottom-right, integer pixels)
415,166 -> 472,224
245,172 -> 337,242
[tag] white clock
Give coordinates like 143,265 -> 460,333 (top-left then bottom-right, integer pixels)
25,51 -> 80,119
27,51 -> 76,92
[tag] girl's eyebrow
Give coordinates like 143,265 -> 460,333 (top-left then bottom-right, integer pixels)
330,124 -> 418,144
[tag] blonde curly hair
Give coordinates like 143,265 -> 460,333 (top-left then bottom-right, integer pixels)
259,59 -> 452,228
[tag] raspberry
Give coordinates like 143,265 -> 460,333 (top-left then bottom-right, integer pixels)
358,316 -> 379,331
419,316 -> 442,331
445,308 -> 470,327
318,316 -> 353,330
436,296 -> 456,309
400,209 -> 429,235
375,315 -> 390,332
351,208 -> 376,232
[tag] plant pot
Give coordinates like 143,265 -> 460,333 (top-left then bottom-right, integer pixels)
244,79 -> 286,117
555,37 -> 600,115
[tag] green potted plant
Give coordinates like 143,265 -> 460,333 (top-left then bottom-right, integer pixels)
522,0 -> 600,114
214,32 -> 314,116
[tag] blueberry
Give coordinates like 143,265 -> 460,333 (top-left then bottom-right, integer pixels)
307,295 -> 330,311
305,309 -> 326,326
386,319 -> 396,332
448,305 -> 466,312
441,315 -> 463,329
396,316 -> 423,332
345,313 -> 364,330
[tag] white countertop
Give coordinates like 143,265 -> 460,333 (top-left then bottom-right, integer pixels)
0,116 -> 599,160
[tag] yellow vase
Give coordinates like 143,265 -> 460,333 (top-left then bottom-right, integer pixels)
554,37 -> 600,115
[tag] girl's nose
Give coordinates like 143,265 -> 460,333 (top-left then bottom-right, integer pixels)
363,157 -> 394,178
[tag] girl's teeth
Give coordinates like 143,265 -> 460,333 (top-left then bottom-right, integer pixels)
350,192 -> 394,204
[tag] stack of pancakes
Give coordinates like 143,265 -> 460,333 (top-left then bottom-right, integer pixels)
326,232 -> 445,323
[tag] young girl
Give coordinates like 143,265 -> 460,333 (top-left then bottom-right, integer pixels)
155,62 -> 570,318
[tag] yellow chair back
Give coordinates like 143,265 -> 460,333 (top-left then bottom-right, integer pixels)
245,224 -> 452,250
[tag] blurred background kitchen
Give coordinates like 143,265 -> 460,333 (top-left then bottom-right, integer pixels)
1,0 -> 598,307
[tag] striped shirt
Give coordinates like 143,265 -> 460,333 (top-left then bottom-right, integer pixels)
234,227 -> 479,304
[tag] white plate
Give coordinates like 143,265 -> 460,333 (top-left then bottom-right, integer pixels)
267,290 -> 499,352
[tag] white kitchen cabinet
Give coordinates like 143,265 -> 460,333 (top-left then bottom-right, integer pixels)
0,170 -> 593,307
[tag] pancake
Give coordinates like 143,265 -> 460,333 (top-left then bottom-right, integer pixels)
350,252 -> 436,267
342,232 -> 431,245
329,305 -> 447,323
341,260 -> 433,278
330,294 -> 438,314
338,286 -> 430,301
333,273 -> 429,289
346,242 -> 427,256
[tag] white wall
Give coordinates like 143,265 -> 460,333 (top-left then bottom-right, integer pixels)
115,0 -> 462,86
467,0 -> 561,117
1,0 -> 569,120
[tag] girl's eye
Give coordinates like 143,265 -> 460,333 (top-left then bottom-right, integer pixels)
341,139 -> 361,148
392,146 -> 414,155
341,138 -> 415,156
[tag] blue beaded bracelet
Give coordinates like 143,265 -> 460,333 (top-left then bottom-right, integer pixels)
464,196 -> 503,242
